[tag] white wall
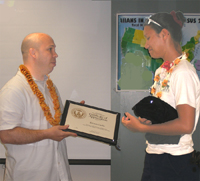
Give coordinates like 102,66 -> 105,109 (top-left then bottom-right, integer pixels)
0,166 -> 4,181
0,165 -> 110,181
0,0 -> 111,180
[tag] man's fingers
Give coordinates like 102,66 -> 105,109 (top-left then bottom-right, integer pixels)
80,100 -> 85,104
59,125 -> 69,130
66,132 -> 77,137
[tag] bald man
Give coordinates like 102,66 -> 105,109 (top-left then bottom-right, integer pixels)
0,33 -> 77,181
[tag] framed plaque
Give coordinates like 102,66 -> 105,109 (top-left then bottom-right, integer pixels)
60,100 -> 121,145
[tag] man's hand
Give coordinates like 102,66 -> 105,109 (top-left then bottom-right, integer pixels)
0,125 -> 77,144
46,125 -> 77,141
80,100 -> 85,104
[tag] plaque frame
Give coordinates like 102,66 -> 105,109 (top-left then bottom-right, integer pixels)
60,100 -> 120,145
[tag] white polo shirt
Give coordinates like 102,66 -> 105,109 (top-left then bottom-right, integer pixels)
0,70 -> 72,181
146,58 -> 200,155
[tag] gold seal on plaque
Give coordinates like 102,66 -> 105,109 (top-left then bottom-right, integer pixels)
71,108 -> 86,119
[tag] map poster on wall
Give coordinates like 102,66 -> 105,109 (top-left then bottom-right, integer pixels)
116,13 -> 200,91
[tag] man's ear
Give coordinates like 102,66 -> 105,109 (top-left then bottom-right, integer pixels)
160,28 -> 170,40
29,48 -> 37,59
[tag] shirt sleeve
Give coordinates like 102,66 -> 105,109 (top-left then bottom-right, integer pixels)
0,87 -> 25,130
171,68 -> 199,108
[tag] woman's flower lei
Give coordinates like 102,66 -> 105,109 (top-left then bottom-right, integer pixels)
19,64 -> 61,126
150,54 -> 184,98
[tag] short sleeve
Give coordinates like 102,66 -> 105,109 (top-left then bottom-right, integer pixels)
0,87 -> 25,130
171,68 -> 199,108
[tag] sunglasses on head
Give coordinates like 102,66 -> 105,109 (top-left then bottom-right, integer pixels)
146,17 -> 162,27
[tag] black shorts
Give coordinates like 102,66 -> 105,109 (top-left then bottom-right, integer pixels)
141,152 -> 200,181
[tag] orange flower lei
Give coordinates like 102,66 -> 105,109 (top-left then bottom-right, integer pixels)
150,53 -> 186,98
19,65 -> 61,126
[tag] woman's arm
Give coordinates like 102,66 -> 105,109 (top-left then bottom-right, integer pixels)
122,104 -> 195,135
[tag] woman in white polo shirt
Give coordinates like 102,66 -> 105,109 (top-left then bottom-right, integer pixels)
122,11 -> 200,181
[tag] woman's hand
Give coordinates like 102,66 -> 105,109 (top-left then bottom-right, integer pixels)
122,112 -> 147,132
138,117 -> 152,125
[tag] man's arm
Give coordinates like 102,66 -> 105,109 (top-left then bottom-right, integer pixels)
122,104 -> 195,135
0,125 -> 77,144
